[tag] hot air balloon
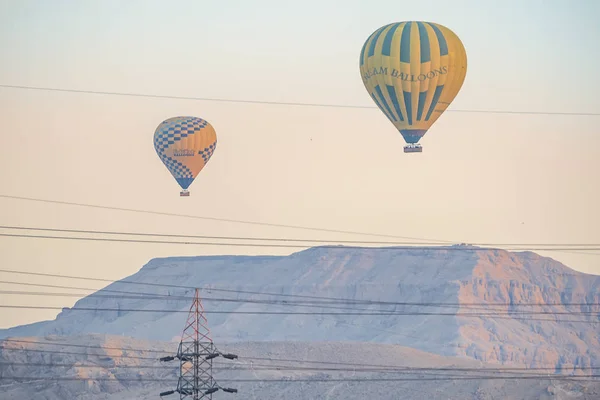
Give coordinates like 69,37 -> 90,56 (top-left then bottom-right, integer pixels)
359,21 -> 467,153
153,116 -> 217,196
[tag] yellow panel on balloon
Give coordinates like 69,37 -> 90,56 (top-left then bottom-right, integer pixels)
359,21 -> 467,147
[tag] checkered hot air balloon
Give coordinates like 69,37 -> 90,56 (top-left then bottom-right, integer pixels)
359,21 -> 467,153
153,116 -> 217,196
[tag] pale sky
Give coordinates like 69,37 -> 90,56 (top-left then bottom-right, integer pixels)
0,0 -> 599,329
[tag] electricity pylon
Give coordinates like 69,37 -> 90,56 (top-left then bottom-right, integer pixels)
159,288 -> 238,399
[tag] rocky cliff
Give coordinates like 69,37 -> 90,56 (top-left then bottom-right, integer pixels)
2,334 -> 598,400
1,246 -> 598,371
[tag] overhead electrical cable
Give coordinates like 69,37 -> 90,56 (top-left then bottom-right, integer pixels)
1,269 -> 598,308
0,195 -> 453,242
0,225 -> 597,248
2,343 -> 597,374
2,84 -> 599,116
2,232 -> 599,252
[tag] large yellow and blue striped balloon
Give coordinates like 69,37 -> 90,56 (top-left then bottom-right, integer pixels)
153,116 -> 217,196
359,21 -> 467,147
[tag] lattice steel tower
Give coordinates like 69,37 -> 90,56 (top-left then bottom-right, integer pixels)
159,288 -> 238,399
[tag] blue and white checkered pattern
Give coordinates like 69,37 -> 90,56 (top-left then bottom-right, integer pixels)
199,142 -> 217,164
153,117 -> 209,183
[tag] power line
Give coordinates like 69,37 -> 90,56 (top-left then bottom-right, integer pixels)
4,289 -> 597,310
1,225 -> 598,248
232,355 -> 600,374
2,343 -> 597,375
0,194 -> 452,243
1,269 -> 598,308
0,338 -> 168,354
0,375 -> 598,383
0,232 -> 318,249
0,304 -> 596,323
2,339 -> 598,379
0,290 -> 530,313
0,347 -> 506,384
0,225 -> 442,246
0,361 -> 172,370
0,346 -> 164,361
4,360 -> 600,374
0,350 -> 594,375
2,84 -> 600,116
2,195 -> 598,258
0,290 -> 419,313
3,232 -> 600,252
3,361 -> 600,377
0,344 -> 467,373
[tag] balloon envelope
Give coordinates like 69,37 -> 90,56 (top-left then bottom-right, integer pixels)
153,116 -> 217,193
359,21 -> 467,145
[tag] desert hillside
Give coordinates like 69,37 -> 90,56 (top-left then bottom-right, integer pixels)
1,334 -> 598,400
1,246 -> 598,371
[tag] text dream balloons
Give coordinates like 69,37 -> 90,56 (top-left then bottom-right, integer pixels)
359,21 -> 467,153
153,116 -> 217,196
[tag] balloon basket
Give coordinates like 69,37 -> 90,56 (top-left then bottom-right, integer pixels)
180,190 -> 190,197
404,144 -> 422,153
